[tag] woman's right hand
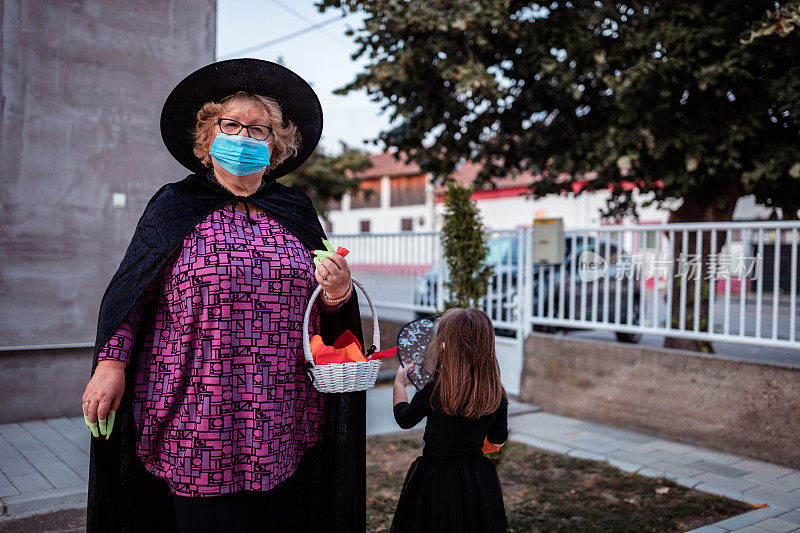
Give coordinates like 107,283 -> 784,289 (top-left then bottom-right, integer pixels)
82,360 -> 126,438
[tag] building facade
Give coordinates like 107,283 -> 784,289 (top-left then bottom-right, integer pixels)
327,152 -> 437,234
326,152 -> 674,235
0,0 -> 216,422
0,0 -> 216,348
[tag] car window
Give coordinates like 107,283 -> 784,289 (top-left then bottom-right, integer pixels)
564,236 -> 595,263
597,241 -> 619,264
488,237 -> 516,264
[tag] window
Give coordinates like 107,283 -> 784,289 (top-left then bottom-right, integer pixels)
645,232 -> 657,249
360,220 -> 371,233
400,218 -> 413,232
390,175 -> 426,206
635,222 -> 662,252
351,179 -> 381,209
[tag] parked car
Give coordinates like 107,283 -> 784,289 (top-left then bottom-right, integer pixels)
414,235 -> 519,321
414,235 -> 642,343
531,237 -> 642,343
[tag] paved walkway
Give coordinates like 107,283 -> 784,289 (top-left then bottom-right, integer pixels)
1,386 -> 799,532
0,418 -> 87,521
507,411 -> 800,532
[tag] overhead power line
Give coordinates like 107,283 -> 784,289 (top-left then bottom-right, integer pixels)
218,16 -> 345,60
270,0 -> 350,49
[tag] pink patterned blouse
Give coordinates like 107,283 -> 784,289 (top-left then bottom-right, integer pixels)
98,203 -> 348,497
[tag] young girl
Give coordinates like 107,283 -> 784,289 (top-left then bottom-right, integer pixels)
392,307 -> 508,533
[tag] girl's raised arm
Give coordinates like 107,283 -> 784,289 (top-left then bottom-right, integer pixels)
393,379 -> 434,430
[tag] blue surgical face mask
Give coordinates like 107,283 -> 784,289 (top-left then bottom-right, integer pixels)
209,132 -> 271,176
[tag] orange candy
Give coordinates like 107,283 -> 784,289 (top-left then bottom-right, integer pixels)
482,438 -> 500,454
310,331 -> 367,365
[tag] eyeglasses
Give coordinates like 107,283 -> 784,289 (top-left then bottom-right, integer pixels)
214,118 -> 273,141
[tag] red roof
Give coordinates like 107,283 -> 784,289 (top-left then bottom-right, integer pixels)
433,161 -> 539,194
352,151 -> 422,179
353,152 -> 655,196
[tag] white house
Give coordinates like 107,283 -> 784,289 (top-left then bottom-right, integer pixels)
325,152 -> 435,234
326,152 -> 796,300
325,151 -> 674,234
325,151 -> 787,236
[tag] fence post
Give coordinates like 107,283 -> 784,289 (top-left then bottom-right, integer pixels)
520,227 -> 534,338
436,233 -> 446,312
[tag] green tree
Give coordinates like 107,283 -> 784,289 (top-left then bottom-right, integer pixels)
441,181 -> 493,309
280,143 -> 372,219
318,0 -> 799,222
320,0 -> 799,351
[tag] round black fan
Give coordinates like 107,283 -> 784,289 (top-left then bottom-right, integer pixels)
396,315 -> 440,390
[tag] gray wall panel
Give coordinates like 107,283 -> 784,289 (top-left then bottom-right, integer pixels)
0,0 -> 216,347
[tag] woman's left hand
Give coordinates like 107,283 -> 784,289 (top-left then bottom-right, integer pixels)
314,253 -> 352,300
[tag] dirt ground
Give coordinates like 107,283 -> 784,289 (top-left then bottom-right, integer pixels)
0,433 -> 751,533
0,508 -> 84,533
366,432 -> 751,533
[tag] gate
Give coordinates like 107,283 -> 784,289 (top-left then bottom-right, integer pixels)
332,220 -> 800,394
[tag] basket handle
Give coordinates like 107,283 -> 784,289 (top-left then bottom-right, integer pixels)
302,275 -> 380,368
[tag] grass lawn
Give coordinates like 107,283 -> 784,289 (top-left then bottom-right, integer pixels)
367,432 -> 752,532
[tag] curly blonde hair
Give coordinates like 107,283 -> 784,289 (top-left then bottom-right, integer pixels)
193,91 -> 300,175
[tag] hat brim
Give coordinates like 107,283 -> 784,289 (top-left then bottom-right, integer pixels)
160,59 -> 322,178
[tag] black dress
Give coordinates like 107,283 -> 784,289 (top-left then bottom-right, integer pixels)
87,173 -> 366,532
391,381 -> 508,533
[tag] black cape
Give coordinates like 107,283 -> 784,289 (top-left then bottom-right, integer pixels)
87,171 -> 366,532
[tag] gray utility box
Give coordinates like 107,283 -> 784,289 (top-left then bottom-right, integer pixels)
532,218 -> 564,264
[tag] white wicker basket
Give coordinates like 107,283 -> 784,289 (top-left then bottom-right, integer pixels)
302,276 -> 382,393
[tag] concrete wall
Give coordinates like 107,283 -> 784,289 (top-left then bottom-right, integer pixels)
520,333 -> 800,469
0,348 -> 93,423
0,0 -> 216,349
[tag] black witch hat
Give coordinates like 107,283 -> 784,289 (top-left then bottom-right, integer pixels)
160,58 -> 322,178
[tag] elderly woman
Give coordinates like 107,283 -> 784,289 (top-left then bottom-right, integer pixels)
82,60 -> 366,532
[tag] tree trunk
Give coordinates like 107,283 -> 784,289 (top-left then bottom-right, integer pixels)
663,180 -> 742,352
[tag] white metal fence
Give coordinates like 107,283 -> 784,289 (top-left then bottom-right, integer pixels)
334,220 -> 800,350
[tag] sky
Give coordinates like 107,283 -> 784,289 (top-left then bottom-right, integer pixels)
216,0 -> 389,154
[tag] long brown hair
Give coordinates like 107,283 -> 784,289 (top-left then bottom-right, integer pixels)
430,308 -> 507,419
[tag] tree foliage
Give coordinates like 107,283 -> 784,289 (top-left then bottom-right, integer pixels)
440,182 -> 493,309
319,0 -> 800,221
279,143 -> 372,219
